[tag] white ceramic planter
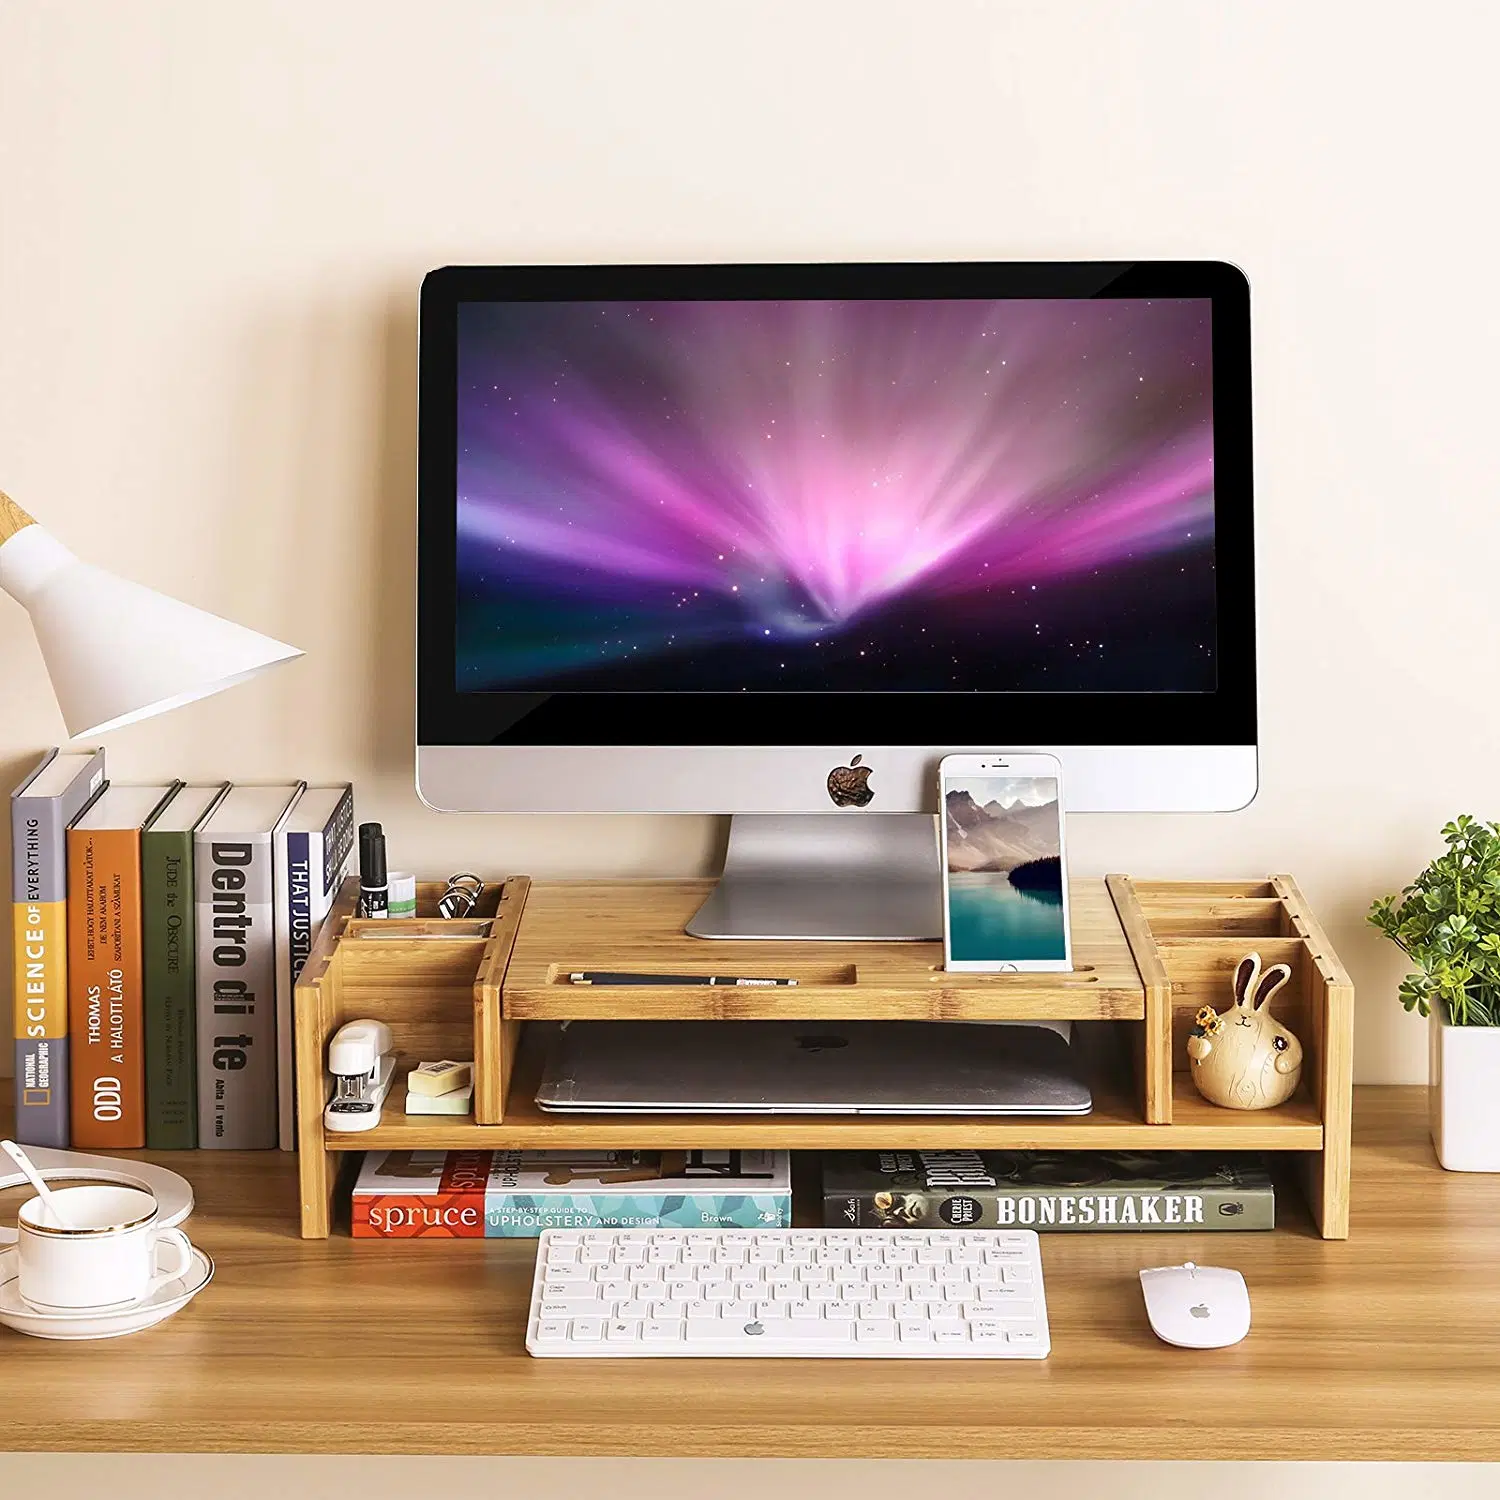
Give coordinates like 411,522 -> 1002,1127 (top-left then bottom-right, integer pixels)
1429,1011 -> 1500,1171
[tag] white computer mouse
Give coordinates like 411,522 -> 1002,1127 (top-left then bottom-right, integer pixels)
1139,1262 -> 1251,1349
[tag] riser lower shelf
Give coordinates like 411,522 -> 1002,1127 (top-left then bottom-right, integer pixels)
322,1042 -> 1323,1152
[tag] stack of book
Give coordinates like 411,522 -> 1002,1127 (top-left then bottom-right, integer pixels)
347,1147 -> 1274,1241
10,748 -> 354,1151
352,1149 -> 793,1238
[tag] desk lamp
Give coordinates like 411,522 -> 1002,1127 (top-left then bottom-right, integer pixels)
0,491 -> 302,737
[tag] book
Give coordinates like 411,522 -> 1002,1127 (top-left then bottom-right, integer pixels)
67,782 -> 181,1149
9,747 -> 107,1146
351,1149 -> 792,1239
141,783 -> 228,1149
195,783 -> 304,1148
272,783 -> 354,1150
820,1149 -> 1275,1232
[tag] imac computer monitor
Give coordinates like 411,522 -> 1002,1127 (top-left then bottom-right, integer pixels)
417,262 -> 1256,936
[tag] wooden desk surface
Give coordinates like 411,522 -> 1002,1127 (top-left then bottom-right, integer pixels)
2,1084 -> 1497,1461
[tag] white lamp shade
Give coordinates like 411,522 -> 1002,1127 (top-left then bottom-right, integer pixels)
0,522 -> 303,738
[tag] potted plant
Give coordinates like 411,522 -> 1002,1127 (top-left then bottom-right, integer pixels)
1369,815 -> 1500,1171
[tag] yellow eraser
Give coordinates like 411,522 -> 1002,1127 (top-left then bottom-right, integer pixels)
406,1060 -> 473,1097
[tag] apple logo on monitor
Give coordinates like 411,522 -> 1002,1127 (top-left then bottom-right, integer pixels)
826,754 -> 874,808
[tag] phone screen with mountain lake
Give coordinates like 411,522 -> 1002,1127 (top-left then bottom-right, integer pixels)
943,776 -> 1067,962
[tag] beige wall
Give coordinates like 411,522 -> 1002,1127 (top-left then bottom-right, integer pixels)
0,0 -> 1495,1488
3,0 -> 1489,1089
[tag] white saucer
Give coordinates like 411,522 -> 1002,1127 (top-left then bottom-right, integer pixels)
0,1147 -> 194,1236
0,1245 -> 214,1340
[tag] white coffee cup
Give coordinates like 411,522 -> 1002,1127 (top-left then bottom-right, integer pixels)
16,1185 -> 193,1313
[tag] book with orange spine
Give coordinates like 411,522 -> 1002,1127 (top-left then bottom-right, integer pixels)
67,782 -> 181,1148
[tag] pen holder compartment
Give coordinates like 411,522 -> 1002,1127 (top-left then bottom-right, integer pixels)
346,884 -> 504,925
294,874 -> 530,1231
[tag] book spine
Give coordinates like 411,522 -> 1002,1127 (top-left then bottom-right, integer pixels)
275,829 -> 317,1151
352,1190 -> 488,1239
821,1185 -> 1274,1232
352,1150 -> 493,1238
142,829 -> 196,1149
196,831 -> 278,1148
67,828 -> 146,1148
483,1193 -> 794,1237
11,794 -> 70,1147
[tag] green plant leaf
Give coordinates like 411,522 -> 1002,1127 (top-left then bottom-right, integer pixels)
1369,816 -> 1500,1026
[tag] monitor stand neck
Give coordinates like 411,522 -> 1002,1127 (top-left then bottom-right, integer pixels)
686,813 -> 943,941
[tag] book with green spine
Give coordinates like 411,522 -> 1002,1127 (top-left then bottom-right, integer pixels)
142,783 -> 228,1149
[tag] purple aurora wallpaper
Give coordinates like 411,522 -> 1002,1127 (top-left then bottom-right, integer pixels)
455,297 -> 1215,692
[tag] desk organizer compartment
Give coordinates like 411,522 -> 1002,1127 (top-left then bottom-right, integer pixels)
1125,876 -> 1354,1237
293,876 -> 523,1236
295,873 -> 1353,1240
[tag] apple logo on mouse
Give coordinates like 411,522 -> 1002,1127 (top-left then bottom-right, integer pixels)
826,754 -> 874,807
1190,1304 -> 1211,1319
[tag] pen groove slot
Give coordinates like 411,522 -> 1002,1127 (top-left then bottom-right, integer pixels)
545,962 -> 858,988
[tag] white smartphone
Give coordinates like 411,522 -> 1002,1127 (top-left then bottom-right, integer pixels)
939,752 -> 1072,973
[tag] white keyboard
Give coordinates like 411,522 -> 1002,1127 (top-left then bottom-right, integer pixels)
524,1226 -> 1050,1358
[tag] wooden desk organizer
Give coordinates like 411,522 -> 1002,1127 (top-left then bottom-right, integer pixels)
295,874 -> 1353,1240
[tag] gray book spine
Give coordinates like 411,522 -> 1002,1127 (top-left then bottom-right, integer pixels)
824,1182 -> 1275,1232
11,788 -> 70,1148
195,829 -> 278,1148
10,750 -> 105,1147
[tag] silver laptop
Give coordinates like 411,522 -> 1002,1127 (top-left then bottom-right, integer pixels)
534,1020 -> 1091,1116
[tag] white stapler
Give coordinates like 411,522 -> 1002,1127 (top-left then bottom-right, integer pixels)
324,1019 -> 396,1133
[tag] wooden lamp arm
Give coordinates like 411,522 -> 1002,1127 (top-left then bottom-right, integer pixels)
0,492 -> 38,545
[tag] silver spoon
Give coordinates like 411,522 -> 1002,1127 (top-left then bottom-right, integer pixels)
1,1139 -> 75,1229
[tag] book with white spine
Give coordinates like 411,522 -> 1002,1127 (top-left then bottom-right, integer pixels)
194,783 -> 303,1149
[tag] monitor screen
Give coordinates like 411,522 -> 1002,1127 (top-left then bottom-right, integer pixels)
419,262 -> 1253,768
455,296 -> 1214,695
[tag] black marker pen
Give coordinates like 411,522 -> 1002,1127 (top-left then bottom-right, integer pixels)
358,821 -> 389,918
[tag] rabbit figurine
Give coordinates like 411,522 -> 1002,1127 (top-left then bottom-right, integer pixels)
1187,951 -> 1304,1110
